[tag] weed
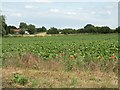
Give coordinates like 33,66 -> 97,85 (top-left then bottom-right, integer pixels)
13,73 -> 28,85
31,79 -> 38,88
64,59 -> 74,71
70,77 -> 78,87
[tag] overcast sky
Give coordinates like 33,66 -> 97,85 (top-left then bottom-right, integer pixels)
1,0 -> 119,29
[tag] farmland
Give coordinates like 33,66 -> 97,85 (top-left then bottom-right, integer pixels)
2,34 -> 119,88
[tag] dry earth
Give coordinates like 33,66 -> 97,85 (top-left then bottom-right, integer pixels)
2,67 -> 118,88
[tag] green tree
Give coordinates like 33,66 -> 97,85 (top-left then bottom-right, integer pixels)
7,25 -> 17,34
27,24 -> 36,34
61,28 -> 77,34
84,24 -> 97,33
37,26 -> 47,32
96,26 -> 101,33
19,22 -> 27,29
19,28 -> 25,35
77,28 -> 84,33
47,27 -> 59,34
100,26 -> 111,34
115,26 -> 120,33
19,22 -> 28,35
41,26 -> 46,32
10,29 -> 15,34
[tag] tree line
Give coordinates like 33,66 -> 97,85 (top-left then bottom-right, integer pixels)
0,15 -> 119,36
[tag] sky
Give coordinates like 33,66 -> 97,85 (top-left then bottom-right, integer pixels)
1,0 -> 119,29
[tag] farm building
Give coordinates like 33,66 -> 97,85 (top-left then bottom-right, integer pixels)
25,31 -> 29,35
13,28 -> 21,34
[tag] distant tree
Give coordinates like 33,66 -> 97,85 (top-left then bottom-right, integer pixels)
109,29 -> 115,33
61,28 -> 77,34
19,28 -> 25,35
19,22 -> 28,35
58,29 -> 62,32
27,24 -> 36,34
41,26 -> 47,32
100,26 -> 111,34
115,26 -> 120,33
77,28 -> 84,33
47,27 -> 59,34
36,28 -> 40,32
7,25 -> 17,34
84,24 -> 97,33
84,24 -> 94,28
96,26 -> 102,33
19,22 -> 27,29
37,26 -> 47,32
10,29 -> 15,34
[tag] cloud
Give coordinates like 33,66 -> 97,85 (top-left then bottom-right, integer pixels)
67,12 -> 77,15
90,11 -> 96,15
104,6 -> 114,9
10,13 -> 22,17
30,0 -> 53,2
76,8 -> 83,11
107,11 -> 111,15
1,0 -> 119,2
25,5 -> 34,9
98,10 -> 112,15
25,5 -> 38,9
78,8 -> 83,10
3,2 -> 117,29
50,9 -> 59,13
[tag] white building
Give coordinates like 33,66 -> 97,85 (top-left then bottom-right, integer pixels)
25,31 -> 29,35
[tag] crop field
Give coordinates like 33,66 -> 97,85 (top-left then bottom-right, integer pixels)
2,34 -> 119,88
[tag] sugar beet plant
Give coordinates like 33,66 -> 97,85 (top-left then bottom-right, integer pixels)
2,34 -> 118,72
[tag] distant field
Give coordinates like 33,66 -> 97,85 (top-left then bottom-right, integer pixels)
2,34 -> 118,88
